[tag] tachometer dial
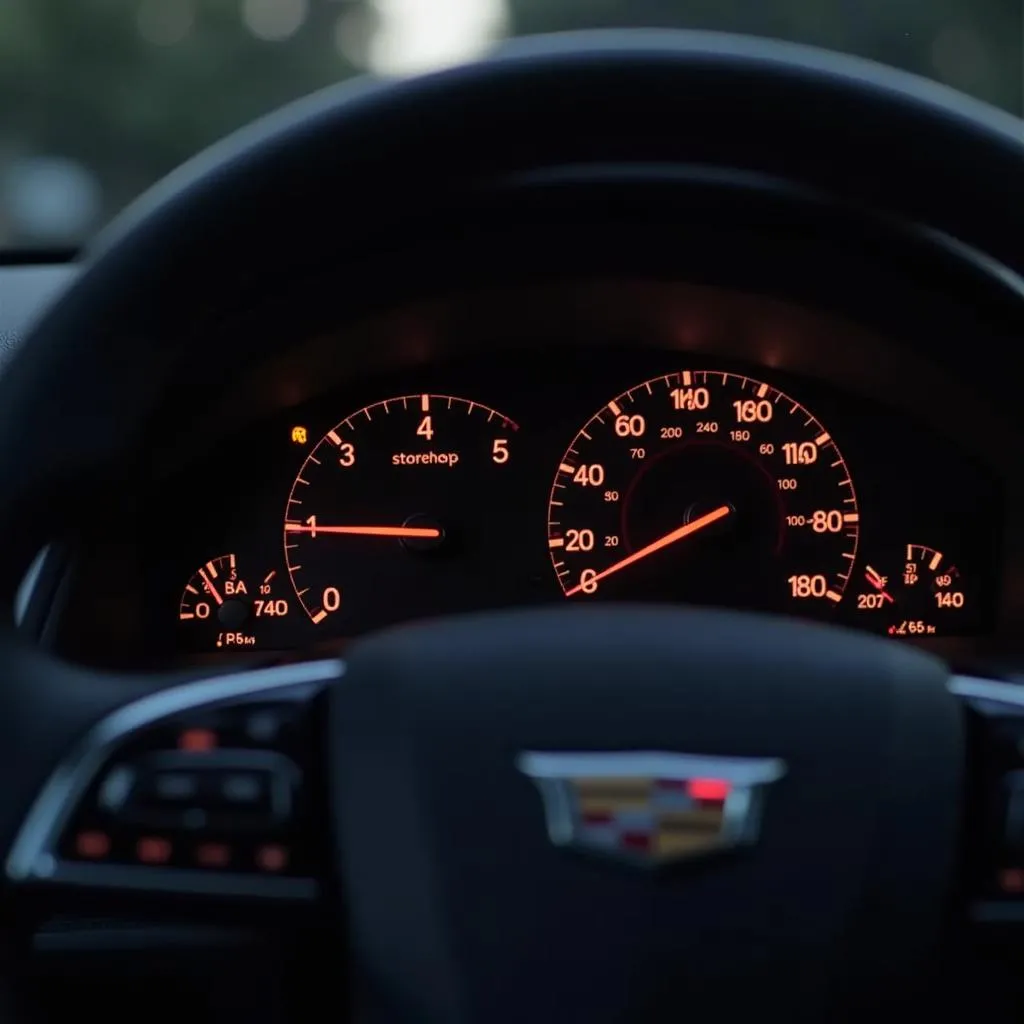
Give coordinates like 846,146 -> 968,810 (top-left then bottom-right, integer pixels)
284,394 -> 519,628
547,370 -> 859,615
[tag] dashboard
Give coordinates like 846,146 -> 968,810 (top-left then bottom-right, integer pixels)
46,279 -> 1007,668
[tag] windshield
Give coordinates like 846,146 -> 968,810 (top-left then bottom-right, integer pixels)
1,0 -> 1020,249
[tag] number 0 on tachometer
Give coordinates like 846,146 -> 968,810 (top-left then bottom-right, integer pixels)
546,370 -> 859,616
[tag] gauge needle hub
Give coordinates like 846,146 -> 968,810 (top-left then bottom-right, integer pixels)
565,504 -> 731,596
284,523 -> 441,538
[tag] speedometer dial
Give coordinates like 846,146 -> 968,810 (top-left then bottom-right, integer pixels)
547,370 -> 859,615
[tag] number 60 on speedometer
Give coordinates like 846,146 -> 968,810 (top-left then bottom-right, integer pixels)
546,370 -> 859,616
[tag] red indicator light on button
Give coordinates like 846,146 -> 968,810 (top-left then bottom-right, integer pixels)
687,778 -> 731,802
999,868 -> 1024,893
256,844 -> 289,872
178,728 -> 217,752
196,843 -> 231,868
75,831 -> 110,859
137,837 -> 172,864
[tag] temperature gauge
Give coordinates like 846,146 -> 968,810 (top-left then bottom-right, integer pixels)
178,554 -> 287,650
855,543 -> 967,637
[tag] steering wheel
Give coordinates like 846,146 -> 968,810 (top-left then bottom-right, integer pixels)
0,30 -> 1022,1022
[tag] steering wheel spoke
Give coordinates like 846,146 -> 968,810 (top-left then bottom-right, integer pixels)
6,659 -> 341,911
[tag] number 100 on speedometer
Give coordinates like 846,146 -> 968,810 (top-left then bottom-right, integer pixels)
546,370 -> 859,616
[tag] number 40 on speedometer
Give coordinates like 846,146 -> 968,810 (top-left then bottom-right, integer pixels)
546,370 -> 859,616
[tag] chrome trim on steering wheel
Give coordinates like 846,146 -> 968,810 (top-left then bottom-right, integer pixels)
948,674 -> 1024,712
6,658 -> 343,900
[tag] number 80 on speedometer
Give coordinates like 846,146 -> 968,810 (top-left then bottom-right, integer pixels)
546,370 -> 859,616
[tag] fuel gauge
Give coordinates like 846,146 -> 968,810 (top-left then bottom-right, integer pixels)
855,543 -> 968,637
178,554 -> 288,650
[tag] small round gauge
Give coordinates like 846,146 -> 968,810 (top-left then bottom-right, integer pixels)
178,554 -> 286,650
547,370 -> 859,616
855,544 -> 969,637
284,394 -> 519,629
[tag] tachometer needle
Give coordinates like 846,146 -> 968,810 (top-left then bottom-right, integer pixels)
564,505 -> 731,597
284,523 -> 441,539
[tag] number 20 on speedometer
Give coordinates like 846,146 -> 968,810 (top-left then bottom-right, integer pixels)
546,370 -> 859,616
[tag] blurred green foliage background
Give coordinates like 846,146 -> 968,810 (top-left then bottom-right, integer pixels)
0,0 -> 1019,247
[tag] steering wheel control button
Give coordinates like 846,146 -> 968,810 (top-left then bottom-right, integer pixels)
152,771 -> 200,802
998,868 -> 1024,894
96,765 -> 136,812
255,844 -> 289,873
216,771 -> 270,808
195,842 -> 232,869
73,831 -> 111,860
90,751 -> 296,838
6,661 -> 340,903
178,727 -> 217,752
144,756 -> 291,829
136,836 -> 172,865
245,710 -> 283,744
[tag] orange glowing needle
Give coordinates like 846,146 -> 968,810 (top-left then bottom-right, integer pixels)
564,505 -> 731,597
198,568 -> 223,606
284,523 -> 441,539
864,565 -> 894,604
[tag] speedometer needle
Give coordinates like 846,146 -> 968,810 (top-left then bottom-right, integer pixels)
284,523 -> 441,538
564,505 -> 731,596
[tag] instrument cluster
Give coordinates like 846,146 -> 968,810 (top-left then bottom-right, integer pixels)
149,355 -> 999,662
47,284 -> 1007,668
